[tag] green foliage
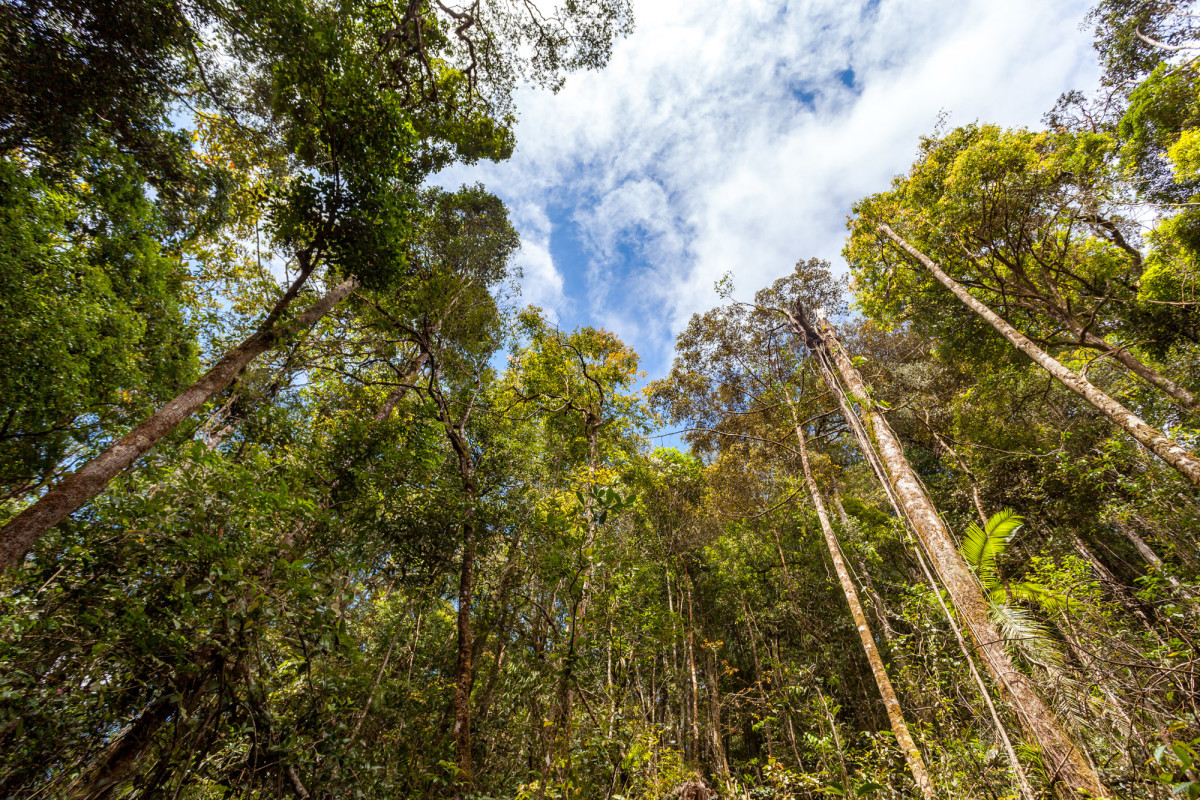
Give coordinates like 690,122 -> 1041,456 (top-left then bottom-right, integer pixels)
0,153 -> 198,495
4,2 -> 1200,800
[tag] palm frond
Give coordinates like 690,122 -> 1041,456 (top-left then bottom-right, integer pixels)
961,509 -> 1023,590
987,600 -> 1064,669
1007,581 -> 1078,614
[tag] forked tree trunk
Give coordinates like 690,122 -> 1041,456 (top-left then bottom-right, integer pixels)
787,403 -> 936,800
1051,310 -> 1198,413
800,306 -> 1107,800
880,223 -> 1200,490
0,277 -> 358,569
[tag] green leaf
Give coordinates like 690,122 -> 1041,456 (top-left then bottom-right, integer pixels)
960,509 -> 1022,589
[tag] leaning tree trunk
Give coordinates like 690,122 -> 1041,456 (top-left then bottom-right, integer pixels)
879,223 -> 1200,490
1050,310 -> 1199,414
64,370 -> 428,797
787,402 -> 936,800
783,305 -> 1035,800
796,305 -> 1108,800
0,277 -> 357,569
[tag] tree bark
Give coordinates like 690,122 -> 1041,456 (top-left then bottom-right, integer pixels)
426,350 -> 483,786
1052,310 -> 1199,413
783,304 -> 1036,800
684,567 -> 702,767
0,277 -> 357,570
800,304 -> 1108,800
65,669 -> 211,800
1112,517 -> 1184,591
787,402 -> 936,800
453,516 -> 476,782
373,351 -> 431,422
880,223 -> 1200,490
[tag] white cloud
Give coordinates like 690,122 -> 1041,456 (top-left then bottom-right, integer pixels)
506,202 -> 567,324
437,0 -> 1101,375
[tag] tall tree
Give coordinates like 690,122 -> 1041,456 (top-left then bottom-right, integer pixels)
790,303 -> 1109,800
787,400 -> 937,800
0,0 -> 633,569
876,223 -> 1200,490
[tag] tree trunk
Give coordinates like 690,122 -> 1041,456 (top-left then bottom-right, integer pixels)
453,516 -> 476,782
426,350 -> 483,787
788,403 -> 936,800
1051,308 -> 1199,413
0,277 -> 357,569
738,593 -> 775,761
373,351 -> 431,422
1113,517 -> 1182,590
684,568 -> 702,767
66,669 -> 211,800
880,223 -> 1200,490
351,624 -> 402,741
784,304 -> 1036,800
1068,532 -> 1167,645
800,303 -> 1108,800
704,640 -> 732,785
553,421 -> 602,780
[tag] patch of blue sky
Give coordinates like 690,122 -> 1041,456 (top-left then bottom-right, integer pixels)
434,0 -> 1101,450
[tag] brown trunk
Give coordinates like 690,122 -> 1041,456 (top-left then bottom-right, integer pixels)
788,403 -> 936,800
453,516 -> 476,781
880,223 -> 1200,490
427,351 -> 482,786
801,304 -> 1107,800
66,669 -> 211,800
0,277 -> 357,569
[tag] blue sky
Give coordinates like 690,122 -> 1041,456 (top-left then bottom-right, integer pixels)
436,0 -> 1102,386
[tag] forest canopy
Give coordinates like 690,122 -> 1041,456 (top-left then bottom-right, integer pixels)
2,1 -> 1200,799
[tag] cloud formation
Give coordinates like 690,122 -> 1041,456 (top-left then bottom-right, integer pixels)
438,0 -> 1101,377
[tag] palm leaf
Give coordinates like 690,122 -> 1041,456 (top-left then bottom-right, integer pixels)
987,599 -> 1064,669
1007,581 -> 1078,614
960,509 -> 1023,590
